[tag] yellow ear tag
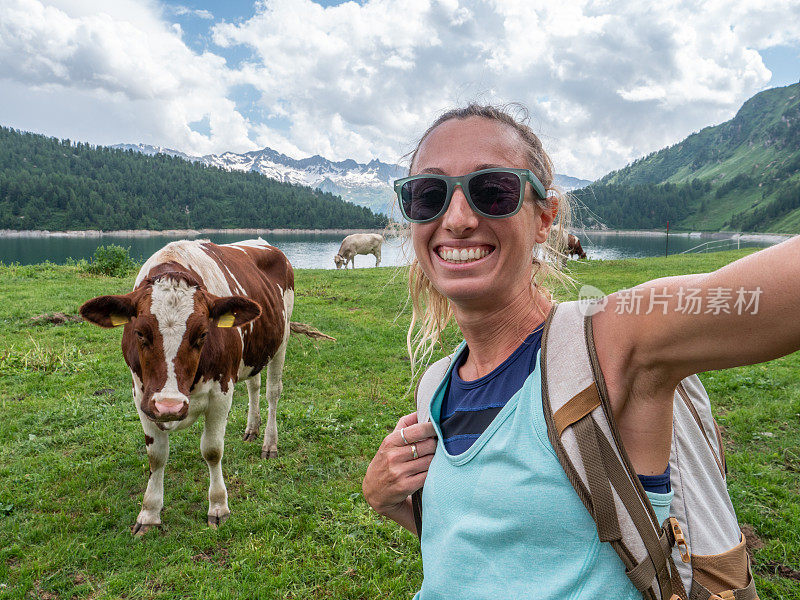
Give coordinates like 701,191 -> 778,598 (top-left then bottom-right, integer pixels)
110,314 -> 130,327
217,312 -> 235,328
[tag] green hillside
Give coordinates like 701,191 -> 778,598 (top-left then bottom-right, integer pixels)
0,127 -> 387,231
574,82 -> 800,232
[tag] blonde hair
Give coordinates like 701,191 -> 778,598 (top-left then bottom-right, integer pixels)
405,103 -> 573,372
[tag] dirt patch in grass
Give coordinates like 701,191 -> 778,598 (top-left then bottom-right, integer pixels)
741,523 -> 764,558
33,580 -> 60,599
782,447 -> 800,472
743,523 -> 800,581
191,546 -> 230,567
760,561 -> 800,581
30,312 -> 83,325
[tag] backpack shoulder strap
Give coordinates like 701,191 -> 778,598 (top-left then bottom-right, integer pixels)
410,348 -> 460,538
414,353 -> 455,424
541,301 -> 684,600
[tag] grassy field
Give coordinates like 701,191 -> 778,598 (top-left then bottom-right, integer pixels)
1,252 -> 799,599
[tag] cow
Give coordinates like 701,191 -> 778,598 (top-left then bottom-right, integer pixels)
565,233 -> 587,259
334,233 -> 383,269
79,238 -> 293,535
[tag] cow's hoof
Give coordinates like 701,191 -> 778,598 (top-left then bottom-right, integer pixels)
242,428 -> 259,442
207,512 -> 230,529
260,448 -> 278,459
132,521 -> 162,537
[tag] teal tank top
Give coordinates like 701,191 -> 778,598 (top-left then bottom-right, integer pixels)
413,347 -> 672,600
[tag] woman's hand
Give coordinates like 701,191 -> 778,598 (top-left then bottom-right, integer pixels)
362,411 -> 437,535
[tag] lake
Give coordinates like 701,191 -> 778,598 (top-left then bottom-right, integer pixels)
0,230 -> 782,269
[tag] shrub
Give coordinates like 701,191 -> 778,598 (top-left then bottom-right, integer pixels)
85,244 -> 136,277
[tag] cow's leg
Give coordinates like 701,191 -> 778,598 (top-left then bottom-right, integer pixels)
262,294 -> 293,459
242,373 -> 262,442
261,339 -> 287,459
374,247 -> 381,267
202,388 -> 233,528
134,415 -> 169,536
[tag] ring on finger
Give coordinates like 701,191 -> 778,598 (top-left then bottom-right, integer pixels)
411,444 -> 418,460
400,427 -> 409,445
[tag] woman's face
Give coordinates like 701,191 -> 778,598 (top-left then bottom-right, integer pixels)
410,116 -> 553,311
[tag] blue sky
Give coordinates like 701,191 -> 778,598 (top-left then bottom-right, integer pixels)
1,0 -> 799,180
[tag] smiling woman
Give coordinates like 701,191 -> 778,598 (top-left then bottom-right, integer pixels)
402,105 -> 572,370
361,103 -> 800,600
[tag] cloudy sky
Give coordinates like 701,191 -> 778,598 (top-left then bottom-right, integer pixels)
1,0 -> 799,180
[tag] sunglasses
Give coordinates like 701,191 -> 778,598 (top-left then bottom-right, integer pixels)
394,167 -> 547,224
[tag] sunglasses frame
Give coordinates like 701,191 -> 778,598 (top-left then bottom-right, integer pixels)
394,167 -> 548,224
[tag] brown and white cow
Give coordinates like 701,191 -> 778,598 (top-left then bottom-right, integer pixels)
564,233 -> 587,259
333,233 -> 383,269
80,238 -> 293,535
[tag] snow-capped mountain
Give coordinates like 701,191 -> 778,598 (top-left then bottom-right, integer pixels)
112,143 -> 592,214
200,147 -> 406,215
113,143 -> 195,162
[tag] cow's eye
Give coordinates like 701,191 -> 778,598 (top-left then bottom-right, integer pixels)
135,330 -> 150,347
194,332 -> 207,348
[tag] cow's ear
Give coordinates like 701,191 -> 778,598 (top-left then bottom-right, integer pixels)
80,294 -> 137,328
209,296 -> 261,328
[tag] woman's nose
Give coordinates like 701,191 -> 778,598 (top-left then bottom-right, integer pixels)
441,185 -> 479,235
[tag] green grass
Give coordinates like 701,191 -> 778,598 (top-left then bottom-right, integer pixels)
1,253 -> 799,599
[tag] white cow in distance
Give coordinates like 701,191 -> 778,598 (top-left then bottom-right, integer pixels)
334,233 -> 384,269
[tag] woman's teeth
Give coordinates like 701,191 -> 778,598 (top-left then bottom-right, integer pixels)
437,247 -> 491,263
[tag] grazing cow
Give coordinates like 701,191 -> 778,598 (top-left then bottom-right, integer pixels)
565,233 -> 587,259
80,238 -> 293,535
334,233 -> 383,269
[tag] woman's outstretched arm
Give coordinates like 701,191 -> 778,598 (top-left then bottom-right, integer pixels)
592,235 -> 800,474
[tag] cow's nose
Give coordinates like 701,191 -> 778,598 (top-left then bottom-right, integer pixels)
152,397 -> 188,418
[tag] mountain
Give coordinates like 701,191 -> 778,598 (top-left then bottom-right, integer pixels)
554,173 -> 592,191
112,144 -> 592,215
0,127 -> 387,231
573,82 -> 800,232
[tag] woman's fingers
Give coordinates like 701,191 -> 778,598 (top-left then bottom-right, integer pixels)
394,411 -> 419,431
397,438 -> 436,462
397,420 -> 437,446
363,412 -> 439,517
406,453 -> 434,476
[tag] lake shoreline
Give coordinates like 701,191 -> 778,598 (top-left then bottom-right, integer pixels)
0,227 -> 793,243
581,229 -> 792,243
0,227 -> 387,239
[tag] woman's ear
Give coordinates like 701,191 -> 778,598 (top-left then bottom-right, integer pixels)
535,197 -> 558,244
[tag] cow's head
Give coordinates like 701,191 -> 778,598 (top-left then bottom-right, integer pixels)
80,273 -> 261,423
334,254 -> 345,269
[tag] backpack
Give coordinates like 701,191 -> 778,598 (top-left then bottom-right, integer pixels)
412,300 -> 758,600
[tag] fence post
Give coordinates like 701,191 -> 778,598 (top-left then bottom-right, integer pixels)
665,221 -> 669,257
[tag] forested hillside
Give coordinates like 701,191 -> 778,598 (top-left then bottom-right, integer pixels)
573,82 -> 800,232
0,127 -> 387,231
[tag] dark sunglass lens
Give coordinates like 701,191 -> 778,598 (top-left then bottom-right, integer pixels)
401,178 -> 448,221
468,172 -> 521,216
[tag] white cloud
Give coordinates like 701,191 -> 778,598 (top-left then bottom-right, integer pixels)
170,5 -> 214,19
0,0 -> 252,155
1,0 -> 799,179
208,0 -> 800,179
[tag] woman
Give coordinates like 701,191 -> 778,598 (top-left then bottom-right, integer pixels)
362,104 -> 800,599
